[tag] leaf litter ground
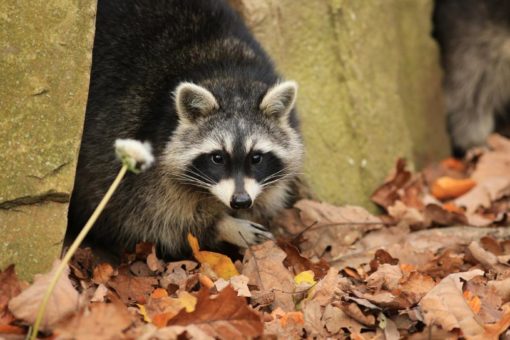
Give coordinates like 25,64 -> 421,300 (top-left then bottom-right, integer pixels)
2,134 -> 510,339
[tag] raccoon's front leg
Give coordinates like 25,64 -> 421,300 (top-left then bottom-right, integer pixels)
216,215 -> 274,248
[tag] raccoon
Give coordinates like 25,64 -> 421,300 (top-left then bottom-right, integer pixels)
67,0 -> 304,257
433,0 -> 510,155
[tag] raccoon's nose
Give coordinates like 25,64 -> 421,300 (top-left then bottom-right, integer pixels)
230,193 -> 252,209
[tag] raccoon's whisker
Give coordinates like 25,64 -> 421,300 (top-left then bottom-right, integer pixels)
261,168 -> 292,184
172,175 -> 213,189
190,165 -> 216,183
174,171 -> 212,184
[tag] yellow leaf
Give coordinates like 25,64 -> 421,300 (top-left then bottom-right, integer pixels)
137,304 -> 151,323
177,291 -> 197,313
187,233 -> 239,280
294,270 -> 316,285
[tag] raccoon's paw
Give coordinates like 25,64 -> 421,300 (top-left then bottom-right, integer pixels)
216,216 -> 274,248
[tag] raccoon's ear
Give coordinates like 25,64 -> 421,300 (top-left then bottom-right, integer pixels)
260,81 -> 297,122
174,82 -> 219,123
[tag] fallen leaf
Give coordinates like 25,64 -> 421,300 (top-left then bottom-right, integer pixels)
302,300 -> 326,337
92,263 -> 115,285
366,264 -> 402,291
242,241 -> 295,311
168,286 -> 263,338
0,265 -> 24,326
307,268 -> 340,306
107,266 -> 157,304
290,200 -> 383,259
264,308 -> 304,338
90,284 -> 109,303
135,323 -> 212,340
147,246 -> 164,273
187,233 -> 239,280
278,240 -> 330,279
455,178 -> 510,213
214,275 -> 251,297
399,271 -> 436,305
322,304 -> 363,335
424,204 -> 468,226
8,260 -> 81,331
431,177 -> 476,200
54,302 -> 133,340
419,269 -> 485,338
371,158 -> 413,208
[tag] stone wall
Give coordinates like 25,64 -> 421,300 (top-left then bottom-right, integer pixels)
0,0 -> 96,280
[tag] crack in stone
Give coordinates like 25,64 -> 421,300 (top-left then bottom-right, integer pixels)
0,191 -> 70,210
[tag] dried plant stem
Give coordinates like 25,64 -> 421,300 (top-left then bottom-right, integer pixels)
29,164 -> 128,340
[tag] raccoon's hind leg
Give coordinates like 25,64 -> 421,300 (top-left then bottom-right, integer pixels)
216,215 -> 274,248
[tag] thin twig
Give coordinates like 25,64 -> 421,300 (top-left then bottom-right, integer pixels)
29,164 -> 128,340
292,220 -> 394,241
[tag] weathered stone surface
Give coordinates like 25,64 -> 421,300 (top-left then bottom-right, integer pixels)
0,0 -> 96,280
230,0 -> 449,207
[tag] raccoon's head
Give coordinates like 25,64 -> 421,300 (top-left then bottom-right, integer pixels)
162,80 -> 303,210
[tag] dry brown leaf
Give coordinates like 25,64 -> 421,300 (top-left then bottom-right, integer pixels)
242,241 -> 295,311
419,269 -> 485,338
167,286 -> 263,338
147,246 -> 164,273
264,308 -> 304,338
399,271 -> 436,305
135,323 -> 212,340
302,300 -> 326,337
468,241 -> 509,274
307,268 -> 340,306
488,277 -> 510,303
92,263 -> 115,285
54,302 -> 133,340
278,240 -> 330,279
340,301 -> 377,327
388,201 -> 425,227
366,264 -> 402,291
90,284 -> 109,303
371,158 -> 412,208
291,199 -> 383,259
107,266 -> 157,305
322,304 -> 363,335
423,204 -> 467,226
455,178 -> 510,213
214,275 -> 251,297
0,265 -> 24,326
8,260 -> 81,331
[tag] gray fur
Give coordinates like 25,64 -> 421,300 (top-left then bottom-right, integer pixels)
434,0 -> 510,153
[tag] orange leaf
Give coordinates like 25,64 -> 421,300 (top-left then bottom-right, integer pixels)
441,157 -> 466,172
151,288 -> 168,299
0,324 -> 25,335
463,290 -> 481,314
400,263 -> 416,273
152,311 -> 178,328
278,311 -> 304,327
187,233 -> 239,280
442,202 -> 464,214
431,177 -> 476,200
168,286 -> 263,338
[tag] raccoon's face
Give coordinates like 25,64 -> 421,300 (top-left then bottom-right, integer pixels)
162,80 -> 303,210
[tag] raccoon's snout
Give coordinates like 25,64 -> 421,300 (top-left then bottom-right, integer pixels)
230,192 -> 252,209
